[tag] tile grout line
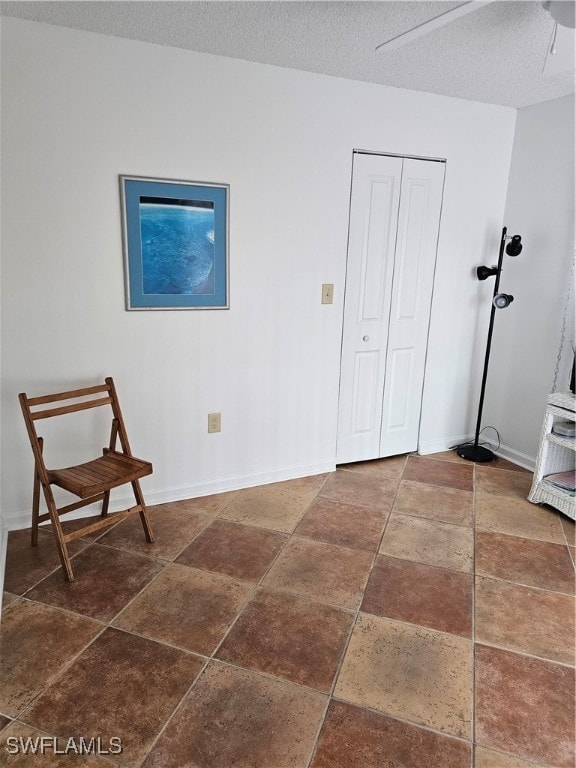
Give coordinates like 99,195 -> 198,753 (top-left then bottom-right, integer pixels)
133,482 -> 334,767
131,654 -> 213,768
5,485 -> 339,768
475,571 -> 575,598
304,459 -> 407,768
6,460 -> 564,767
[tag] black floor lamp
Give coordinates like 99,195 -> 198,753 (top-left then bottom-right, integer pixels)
457,226 -> 523,462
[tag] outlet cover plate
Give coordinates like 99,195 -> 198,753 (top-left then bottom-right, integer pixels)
322,283 -> 334,304
208,412 -> 221,433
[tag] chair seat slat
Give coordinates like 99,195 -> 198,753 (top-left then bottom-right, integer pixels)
49,452 -> 152,498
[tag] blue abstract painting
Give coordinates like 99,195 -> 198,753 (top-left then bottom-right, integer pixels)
139,197 -> 215,295
121,177 -> 229,310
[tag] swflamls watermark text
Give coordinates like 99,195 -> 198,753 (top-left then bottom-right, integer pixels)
4,736 -> 123,755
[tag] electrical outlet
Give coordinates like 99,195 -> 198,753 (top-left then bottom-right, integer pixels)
321,283 -> 334,304
208,412 -> 221,433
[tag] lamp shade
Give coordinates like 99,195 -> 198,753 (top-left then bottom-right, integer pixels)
493,293 -> 514,309
505,235 -> 523,257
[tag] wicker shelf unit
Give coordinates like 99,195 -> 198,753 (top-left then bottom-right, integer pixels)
528,392 -> 576,520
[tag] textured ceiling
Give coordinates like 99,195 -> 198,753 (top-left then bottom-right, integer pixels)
1,1 -> 574,107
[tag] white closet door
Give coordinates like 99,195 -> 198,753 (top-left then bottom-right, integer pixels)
379,158 -> 445,456
336,153 -> 403,463
337,154 -> 445,464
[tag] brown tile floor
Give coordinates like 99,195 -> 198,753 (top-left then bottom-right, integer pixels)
1,453 -> 574,767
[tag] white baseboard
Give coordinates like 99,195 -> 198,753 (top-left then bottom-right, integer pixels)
1,458 -> 336,533
419,434 -> 535,471
417,434 -> 473,455
492,442 -> 535,472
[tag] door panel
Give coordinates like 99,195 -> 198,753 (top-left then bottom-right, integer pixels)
336,153 -> 403,463
379,158 -> 445,457
384,347 -> 414,431
351,351 -> 380,435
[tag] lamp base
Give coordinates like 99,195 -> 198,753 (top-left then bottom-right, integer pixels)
456,443 -> 495,463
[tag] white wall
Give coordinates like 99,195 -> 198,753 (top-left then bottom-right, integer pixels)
484,95 -> 575,466
1,18 -> 516,530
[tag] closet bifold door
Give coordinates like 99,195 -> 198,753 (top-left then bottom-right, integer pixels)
378,158 -> 445,457
337,154 -> 444,464
337,153 -> 403,464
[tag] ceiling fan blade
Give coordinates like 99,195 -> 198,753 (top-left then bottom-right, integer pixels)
375,0 -> 496,53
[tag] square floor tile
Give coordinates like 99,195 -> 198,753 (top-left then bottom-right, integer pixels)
338,455 -> 407,481
402,456 -> 473,492
294,497 -> 387,552
475,493 -> 566,544
0,721 -> 113,767
97,503 -> 211,560
476,531 -> 575,593
362,555 -> 472,637
335,614 -> 473,739
475,576 -> 575,665
23,628 -> 204,768
392,480 -> 473,527
475,467 -> 533,499
0,600 -> 101,717
113,563 -> 253,655
263,537 -> 373,609
219,475 -> 328,533
311,700 -> 471,768
25,544 -> 164,622
3,529 -> 88,595
379,514 -> 473,572
142,662 -> 326,768
475,644 -> 575,767
319,470 -> 397,512
216,589 -> 353,692
175,519 -> 286,582
475,745 -> 549,768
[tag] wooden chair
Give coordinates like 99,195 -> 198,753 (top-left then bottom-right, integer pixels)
19,377 -> 154,581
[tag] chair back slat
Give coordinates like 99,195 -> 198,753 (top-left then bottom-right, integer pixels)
26,383 -> 110,407
31,396 -> 113,421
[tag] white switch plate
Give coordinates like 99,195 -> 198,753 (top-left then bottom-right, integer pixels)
321,283 -> 334,304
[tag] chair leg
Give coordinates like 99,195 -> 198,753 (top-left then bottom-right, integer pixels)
101,490 -> 110,518
31,466 -> 41,547
43,486 -> 75,582
132,480 -> 154,543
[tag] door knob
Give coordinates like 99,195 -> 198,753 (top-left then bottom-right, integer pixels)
362,335 -> 370,342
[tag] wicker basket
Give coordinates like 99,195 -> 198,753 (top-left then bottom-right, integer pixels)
528,393 -> 575,520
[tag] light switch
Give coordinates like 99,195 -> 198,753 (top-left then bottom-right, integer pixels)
322,283 -> 334,304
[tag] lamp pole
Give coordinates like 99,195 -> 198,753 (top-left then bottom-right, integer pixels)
457,226 -> 508,462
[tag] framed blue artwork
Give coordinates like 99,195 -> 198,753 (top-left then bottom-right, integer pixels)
120,176 -> 229,310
